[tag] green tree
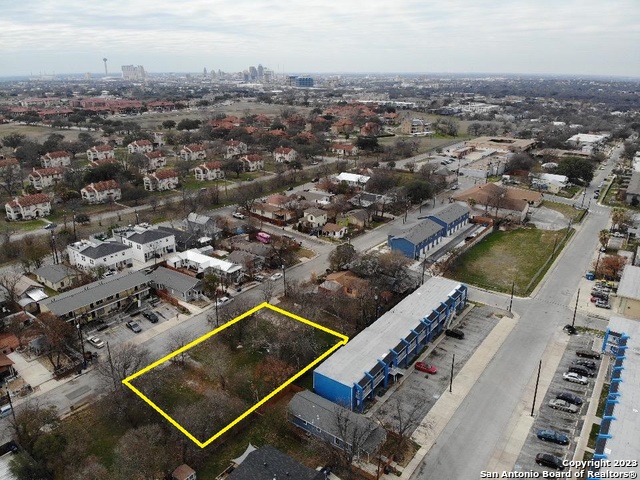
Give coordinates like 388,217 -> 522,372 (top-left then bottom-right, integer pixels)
555,156 -> 595,185
329,243 -> 357,271
355,136 -> 380,152
406,179 -> 433,203
162,119 -> 176,129
2,133 -> 27,149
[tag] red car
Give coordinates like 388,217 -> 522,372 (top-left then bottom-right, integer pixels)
415,362 -> 437,374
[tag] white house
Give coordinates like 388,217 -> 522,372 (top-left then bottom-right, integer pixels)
322,223 -> 348,239
225,140 -> 248,159
81,180 -> 122,203
67,239 -> 133,271
304,208 -> 328,228
41,151 -> 71,168
301,190 -> 334,206
194,161 -> 225,181
335,172 -> 370,189
28,167 -> 65,190
180,144 -> 207,162
331,143 -> 359,156
166,249 -> 243,283
241,154 -> 264,172
152,131 -> 165,147
273,147 -> 297,163
127,139 -> 153,154
115,225 -> 176,263
86,145 -> 115,162
144,150 -> 167,170
143,169 -> 179,191
533,173 -> 569,194
5,193 -> 51,221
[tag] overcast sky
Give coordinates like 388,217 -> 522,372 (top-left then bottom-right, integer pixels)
1,0 -> 639,78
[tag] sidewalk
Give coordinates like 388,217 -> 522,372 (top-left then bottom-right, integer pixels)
395,314 -> 518,479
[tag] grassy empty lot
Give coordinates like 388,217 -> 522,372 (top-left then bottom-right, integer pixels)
447,227 -> 571,294
543,201 -> 586,223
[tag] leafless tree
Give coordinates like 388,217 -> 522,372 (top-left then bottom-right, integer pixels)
36,312 -> 78,371
260,279 -> 276,303
376,398 -> 429,463
0,266 -> 23,306
95,343 -> 150,393
112,424 -> 175,480
167,330 -> 194,365
332,402 -> 380,471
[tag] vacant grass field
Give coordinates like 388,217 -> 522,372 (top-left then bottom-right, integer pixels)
543,201 -> 585,223
0,123 -> 84,143
447,228 -> 571,294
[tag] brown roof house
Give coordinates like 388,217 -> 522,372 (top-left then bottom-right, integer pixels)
5,193 -> 51,221
452,183 -> 542,223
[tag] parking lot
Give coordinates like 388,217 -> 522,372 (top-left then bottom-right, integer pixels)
373,306 -> 502,435
514,334 -> 603,473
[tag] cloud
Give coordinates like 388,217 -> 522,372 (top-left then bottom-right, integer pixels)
0,0 -> 638,76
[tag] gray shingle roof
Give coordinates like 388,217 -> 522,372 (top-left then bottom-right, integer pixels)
432,203 -> 470,225
227,445 -> 323,480
78,242 -> 131,259
148,267 -> 200,294
289,390 -> 386,454
627,171 -> 640,196
39,271 -> 149,317
390,218 -> 443,245
34,264 -> 78,284
125,229 -> 173,245
617,265 -> 640,300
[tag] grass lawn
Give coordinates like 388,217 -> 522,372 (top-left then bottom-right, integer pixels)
587,423 -> 600,449
596,383 -> 610,418
0,123 -> 83,143
543,201 -> 585,223
3,218 -> 47,232
447,228 -> 571,295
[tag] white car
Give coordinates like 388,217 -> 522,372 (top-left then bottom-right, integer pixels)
232,212 -> 246,220
87,336 -> 105,349
270,272 -> 283,281
548,398 -> 579,413
215,296 -> 233,307
563,372 -> 588,385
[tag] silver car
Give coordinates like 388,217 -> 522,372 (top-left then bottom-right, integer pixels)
548,398 -> 579,413
563,371 -> 588,385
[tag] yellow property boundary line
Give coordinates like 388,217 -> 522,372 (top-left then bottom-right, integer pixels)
122,302 -> 349,448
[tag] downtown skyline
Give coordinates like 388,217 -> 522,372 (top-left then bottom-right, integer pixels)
1,0 -> 639,78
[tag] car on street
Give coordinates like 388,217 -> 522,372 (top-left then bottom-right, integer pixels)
286,186 -> 294,191
142,311 -> 159,323
595,299 -> 611,309
414,362 -> 437,374
536,429 -> 570,445
254,274 -> 266,282
270,272 -> 283,281
215,296 -> 232,307
576,350 -> 601,359
548,398 -> 579,413
536,453 -> 565,470
232,212 -> 246,219
126,321 -> 142,333
563,372 -> 588,385
556,391 -> 583,406
43,223 -> 57,230
87,336 -> 105,348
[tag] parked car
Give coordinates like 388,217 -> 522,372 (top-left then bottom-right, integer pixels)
414,362 -> 437,374
311,161 -> 319,165
254,274 -> 266,282
536,453 -> 565,470
563,372 -> 588,385
270,272 -> 283,281
536,429 -> 570,445
232,212 -> 246,219
142,311 -> 159,323
548,398 -> 579,413
43,223 -> 57,230
576,350 -> 601,359
573,359 -> 597,370
215,296 -> 233,307
595,300 -> 611,309
87,336 -> 105,348
286,186 -> 294,191
556,391 -> 583,406
568,365 -> 594,378
126,321 -> 142,333
445,328 -> 465,339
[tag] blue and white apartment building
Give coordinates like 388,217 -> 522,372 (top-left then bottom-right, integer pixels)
313,277 -> 467,411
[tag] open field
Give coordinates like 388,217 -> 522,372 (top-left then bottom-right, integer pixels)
543,201 -> 586,223
0,123 -> 86,143
446,227 -> 572,294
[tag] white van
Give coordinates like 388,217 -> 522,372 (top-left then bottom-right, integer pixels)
0,404 -> 12,418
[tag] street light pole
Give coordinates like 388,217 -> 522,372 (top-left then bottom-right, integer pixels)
571,289 -> 580,328
72,209 -> 77,241
531,359 -> 542,417
282,264 -> 287,297
449,353 -> 455,393
509,281 -> 515,312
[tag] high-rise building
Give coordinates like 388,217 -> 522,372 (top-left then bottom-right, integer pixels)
121,65 -> 146,81
257,64 -> 264,81
295,76 -> 314,88
249,66 -> 258,82
203,67 -> 207,77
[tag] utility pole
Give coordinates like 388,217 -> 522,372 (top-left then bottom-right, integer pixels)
508,281 -> 515,312
531,359 -> 542,417
571,289 -> 580,328
449,353 -> 455,393
72,209 -> 77,241
106,342 -> 118,392
282,264 -> 287,297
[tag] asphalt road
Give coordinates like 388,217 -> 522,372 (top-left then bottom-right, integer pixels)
410,147 -> 620,479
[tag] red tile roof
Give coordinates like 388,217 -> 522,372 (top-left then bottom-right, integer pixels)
0,158 -> 19,168
31,167 -> 65,176
84,180 -> 120,192
130,139 -> 152,147
7,193 -> 51,208
44,150 -> 70,158
145,150 -> 165,159
152,169 -> 178,180
184,144 -> 205,152
244,154 -> 262,162
323,223 -> 345,233
202,161 -> 222,169
90,145 -> 114,152
274,147 -> 293,154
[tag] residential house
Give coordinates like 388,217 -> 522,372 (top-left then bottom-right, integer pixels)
227,239 -> 278,267
86,145 -> 115,162
89,157 -> 117,167
41,151 -> 71,168
532,173 -> 569,193
166,250 -> 243,283
16,276 -> 48,313
227,250 -> 264,275
81,180 -> 121,204
144,150 -> 167,170
194,161 -> 224,181
300,190 -> 334,206
152,131 -> 165,148
273,147 -> 297,163
360,121 -> 381,136
225,445 -> 324,480
34,264 -> 80,292
451,183 -> 543,223
127,139 -> 153,154
625,172 -> 640,206
387,219 -> 445,259
143,169 -> 179,191
28,167 -> 65,190
250,202 -> 295,225
5,193 -> 51,220
330,118 -> 354,135
288,390 -> 386,462
241,154 -> 263,172
184,212 -> 219,238
433,166 -> 458,186
38,271 -> 150,322
224,140 -> 248,159
331,143 -> 358,156
345,208 -> 369,229
0,354 -> 17,381
171,465 -> 196,480
114,224 -> 175,263
427,203 -> 470,236
335,172 -> 370,188
157,226 -> 199,252
400,118 -> 431,135
322,223 -> 347,239
148,267 -> 203,302
180,144 -> 207,162
319,271 -> 369,298
303,207 -> 327,228
67,238 -> 133,271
